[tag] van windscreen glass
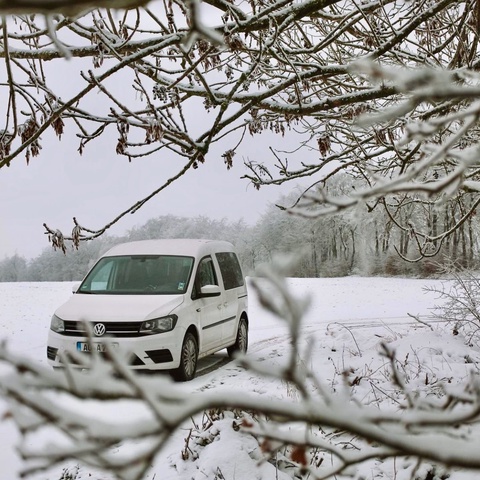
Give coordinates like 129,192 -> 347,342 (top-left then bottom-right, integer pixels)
78,255 -> 194,295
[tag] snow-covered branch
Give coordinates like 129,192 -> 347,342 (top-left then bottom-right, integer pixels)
0,0 -> 150,15
1,1 -> 480,253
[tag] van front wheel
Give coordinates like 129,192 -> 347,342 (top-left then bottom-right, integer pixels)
227,318 -> 248,358
172,332 -> 198,381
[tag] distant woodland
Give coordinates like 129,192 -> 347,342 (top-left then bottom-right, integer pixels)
2,185 -> 479,282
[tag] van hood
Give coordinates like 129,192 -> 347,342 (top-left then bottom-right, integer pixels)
55,294 -> 185,322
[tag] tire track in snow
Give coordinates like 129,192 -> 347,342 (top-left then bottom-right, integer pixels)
199,316 -> 447,379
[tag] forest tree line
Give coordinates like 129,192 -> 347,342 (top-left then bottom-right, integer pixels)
2,178 -> 479,282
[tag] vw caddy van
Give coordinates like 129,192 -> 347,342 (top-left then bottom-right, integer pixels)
47,239 -> 248,381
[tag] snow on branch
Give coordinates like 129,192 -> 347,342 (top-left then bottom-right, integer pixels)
0,0 -> 150,15
2,1 -> 480,254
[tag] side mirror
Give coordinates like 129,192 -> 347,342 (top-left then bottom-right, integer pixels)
72,283 -> 80,293
200,284 -> 221,297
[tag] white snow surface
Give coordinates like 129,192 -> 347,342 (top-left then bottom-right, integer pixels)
0,276 -> 478,480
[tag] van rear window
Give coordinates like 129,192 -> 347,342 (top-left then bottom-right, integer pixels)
215,252 -> 244,290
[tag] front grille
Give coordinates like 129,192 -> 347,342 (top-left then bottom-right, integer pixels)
63,321 -> 145,337
145,349 -> 173,364
47,346 -> 58,361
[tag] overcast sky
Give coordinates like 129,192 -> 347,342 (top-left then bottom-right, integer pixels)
0,123 -> 303,259
0,8 -> 312,261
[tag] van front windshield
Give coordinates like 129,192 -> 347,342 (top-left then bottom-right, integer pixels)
78,255 -> 194,295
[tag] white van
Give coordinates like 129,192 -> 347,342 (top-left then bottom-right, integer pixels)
47,239 -> 248,381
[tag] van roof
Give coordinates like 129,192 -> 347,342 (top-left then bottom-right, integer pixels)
103,239 -> 235,258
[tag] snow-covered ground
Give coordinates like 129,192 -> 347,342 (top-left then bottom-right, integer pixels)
0,276 -> 477,480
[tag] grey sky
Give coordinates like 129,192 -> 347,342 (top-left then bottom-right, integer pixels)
0,7 -> 314,260
0,124 -> 301,259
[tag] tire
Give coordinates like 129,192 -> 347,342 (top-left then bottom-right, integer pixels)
227,318 -> 248,358
172,332 -> 198,382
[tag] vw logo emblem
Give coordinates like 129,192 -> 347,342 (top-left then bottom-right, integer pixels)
93,323 -> 106,336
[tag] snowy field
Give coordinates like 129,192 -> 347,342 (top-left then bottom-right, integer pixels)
0,276 -> 478,480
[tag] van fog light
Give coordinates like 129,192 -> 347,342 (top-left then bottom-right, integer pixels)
140,315 -> 178,334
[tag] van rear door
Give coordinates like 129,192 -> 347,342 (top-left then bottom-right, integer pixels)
192,256 -> 225,352
215,252 -> 246,344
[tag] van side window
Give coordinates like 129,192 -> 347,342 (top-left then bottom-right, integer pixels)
192,256 -> 218,298
215,252 -> 244,290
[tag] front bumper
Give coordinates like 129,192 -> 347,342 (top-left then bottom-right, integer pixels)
47,328 -> 185,371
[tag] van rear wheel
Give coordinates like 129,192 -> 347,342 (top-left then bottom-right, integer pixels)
172,332 -> 198,381
227,318 -> 248,358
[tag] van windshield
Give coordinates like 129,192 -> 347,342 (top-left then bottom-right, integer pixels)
78,255 -> 194,295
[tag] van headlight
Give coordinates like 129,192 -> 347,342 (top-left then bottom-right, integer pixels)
140,315 -> 178,334
50,314 -> 65,333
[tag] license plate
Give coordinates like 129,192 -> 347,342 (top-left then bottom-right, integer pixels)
76,342 -> 119,353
